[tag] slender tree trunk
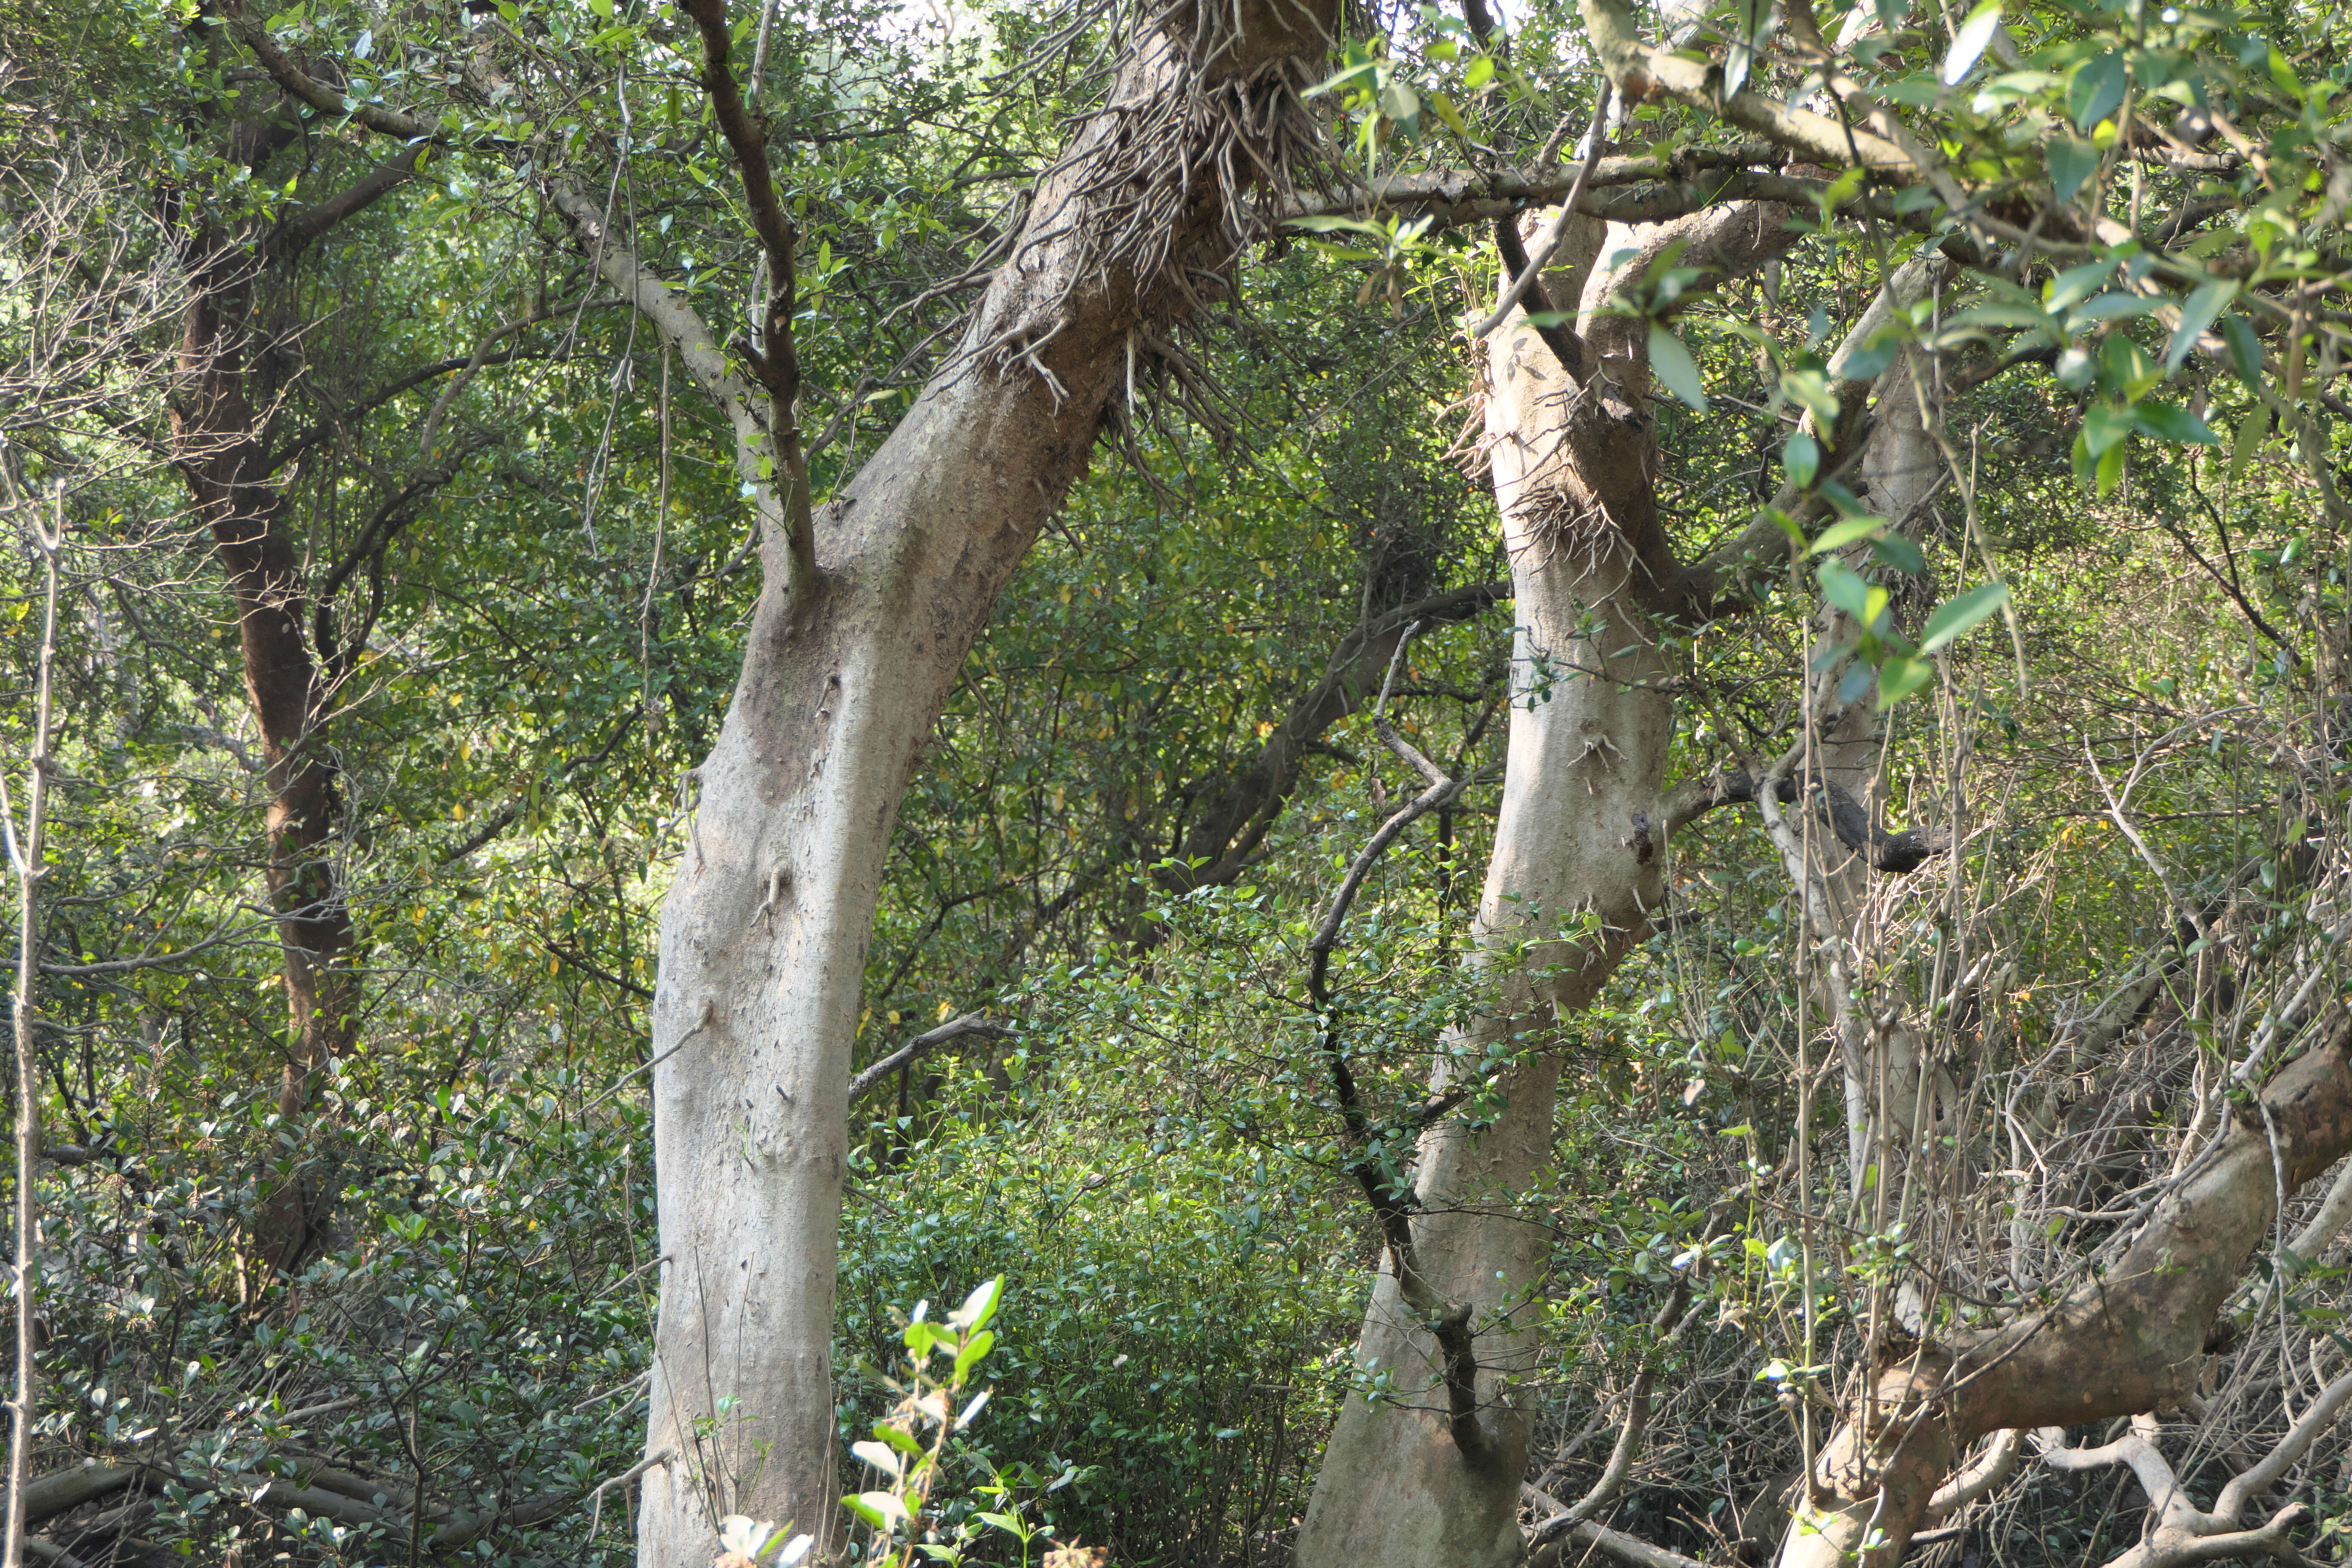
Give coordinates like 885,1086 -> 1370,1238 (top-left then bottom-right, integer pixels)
625,11 -> 1332,1561
1,491 -> 58,1568
169,239 -> 358,1276
1298,201 -> 1798,1568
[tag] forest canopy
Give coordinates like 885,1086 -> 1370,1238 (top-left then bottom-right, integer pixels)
0,0 -> 2348,1565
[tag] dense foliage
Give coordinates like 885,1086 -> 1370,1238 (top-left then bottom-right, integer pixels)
0,0 -> 2348,1564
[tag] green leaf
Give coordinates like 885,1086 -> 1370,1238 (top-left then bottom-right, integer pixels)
2165,279 -> 2235,369
1782,432 -> 1821,490
1871,533 -> 1926,574
2128,403 -> 2218,444
1941,1 -> 2002,85
1816,559 -> 1872,620
2066,291 -> 2156,325
1286,214 -> 1386,236
2068,53 -> 2126,131
2043,261 -> 2114,314
844,1492 -> 909,1530
948,1276 -> 1003,1333
2046,135 -> 2099,205
1916,582 -> 2011,654
1837,329 -> 1902,383
2082,401 -> 2135,458
1647,325 -> 1707,410
1811,516 -> 1888,555
952,1328 -> 996,1381
2221,315 -> 2264,386
850,1439 -> 904,1477
1779,367 -> 1839,425
2226,407 -> 2265,483
1304,60 -> 1380,98
2095,437 -> 2126,495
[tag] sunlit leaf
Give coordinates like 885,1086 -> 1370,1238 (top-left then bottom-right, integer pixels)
1647,324 -> 1707,410
1917,582 -> 2011,654
1941,1 -> 2002,86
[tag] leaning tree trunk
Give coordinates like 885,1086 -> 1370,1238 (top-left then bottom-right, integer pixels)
622,10 -> 1333,1563
1778,1008 -> 2352,1568
1297,200 -> 1798,1568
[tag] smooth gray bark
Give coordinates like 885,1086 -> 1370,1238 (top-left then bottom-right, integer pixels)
614,9 -> 1334,1562
1298,202 -> 1801,1568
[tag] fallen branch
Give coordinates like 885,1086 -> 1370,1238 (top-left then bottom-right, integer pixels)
2035,1403 -> 2338,1568
1523,1483 -> 1713,1568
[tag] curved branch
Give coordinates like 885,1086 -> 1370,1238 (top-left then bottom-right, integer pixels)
1926,1427 -> 2022,1519
847,1013 -> 1013,1102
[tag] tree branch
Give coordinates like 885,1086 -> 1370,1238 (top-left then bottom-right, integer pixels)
2037,1409 -> 2334,1568
1164,580 -> 1508,892
1664,766 -> 1951,872
1577,0 -> 1913,175
1523,1486 -> 1714,1568
1305,624 -> 1494,1467
677,0 -> 818,606
847,1013 -> 1013,1103
270,144 -> 423,260
547,179 -> 814,603
220,3 -> 479,147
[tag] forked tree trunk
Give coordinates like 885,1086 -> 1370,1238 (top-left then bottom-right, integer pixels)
622,10 -> 1332,1562
1298,202 -> 1798,1568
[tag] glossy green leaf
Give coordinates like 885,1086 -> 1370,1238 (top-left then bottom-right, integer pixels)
2227,407 -> 2266,483
2165,280 -> 2235,370
1816,559 -> 1872,620
2128,403 -> 2218,444
1878,655 -> 1935,704
2068,53 -> 2126,131
1810,516 -> 1887,555
1782,432 -> 1821,490
1917,582 -> 2011,654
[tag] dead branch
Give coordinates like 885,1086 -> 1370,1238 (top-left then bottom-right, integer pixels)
2035,1393 -> 2347,1568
